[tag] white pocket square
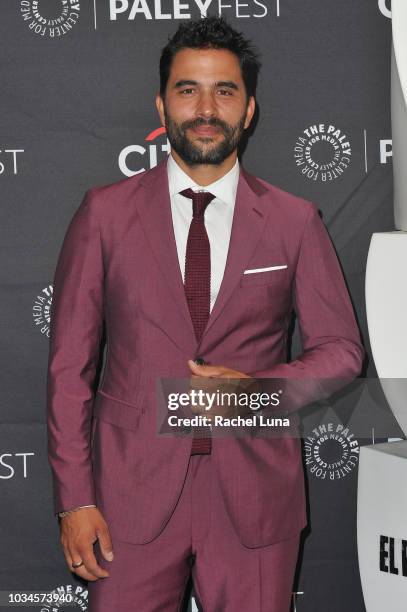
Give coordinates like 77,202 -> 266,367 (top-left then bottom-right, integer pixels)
243,265 -> 288,275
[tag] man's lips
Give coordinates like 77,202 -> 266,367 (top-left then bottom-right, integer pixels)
190,125 -> 222,136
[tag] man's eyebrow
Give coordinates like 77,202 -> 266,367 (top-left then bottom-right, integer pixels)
173,79 -> 239,90
174,79 -> 198,88
216,81 -> 239,90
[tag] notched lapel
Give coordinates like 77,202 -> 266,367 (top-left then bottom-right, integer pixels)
196,166 -> 271,347
136,158 -> 197,353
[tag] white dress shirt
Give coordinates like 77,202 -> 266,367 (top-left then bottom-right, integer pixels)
167,152 -> 240,312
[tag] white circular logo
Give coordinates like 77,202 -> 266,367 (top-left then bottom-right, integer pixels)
20,1 -> 80,38
294,123 -> 352,182
378,0 -> 391,19
304,422 -> 359,480
32,284 -> 53,337
40,584 -> 88,610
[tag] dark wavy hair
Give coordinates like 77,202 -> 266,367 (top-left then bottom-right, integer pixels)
159,16 -> 261,101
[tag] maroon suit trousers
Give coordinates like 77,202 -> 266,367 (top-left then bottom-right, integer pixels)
88,454 -> 300,612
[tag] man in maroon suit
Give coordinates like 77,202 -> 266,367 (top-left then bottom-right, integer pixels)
47,16 -> 364,611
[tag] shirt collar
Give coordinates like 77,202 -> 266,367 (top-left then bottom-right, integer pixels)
167,152 -> 240,207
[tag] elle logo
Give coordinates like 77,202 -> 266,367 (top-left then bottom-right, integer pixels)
379,535 -> 407,577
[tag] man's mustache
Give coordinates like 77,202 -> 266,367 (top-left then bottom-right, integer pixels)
181,117 -> 232,134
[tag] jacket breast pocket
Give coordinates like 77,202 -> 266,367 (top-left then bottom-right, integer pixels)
92,389 -> 146,431
240,266 -> 288,288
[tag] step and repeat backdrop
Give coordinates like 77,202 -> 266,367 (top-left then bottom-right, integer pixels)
0,1 -> 401,611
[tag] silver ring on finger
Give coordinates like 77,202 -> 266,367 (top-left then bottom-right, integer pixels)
72,560 -> 84,569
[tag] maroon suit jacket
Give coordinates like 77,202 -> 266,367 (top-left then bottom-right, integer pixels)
46,157 -> 364,548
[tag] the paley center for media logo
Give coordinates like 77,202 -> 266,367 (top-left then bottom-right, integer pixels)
304,422 -> 359,481
378,0 -> 391,18
294,123 -> 352,182
20,0 -> 80,37
32,285 -> 53,338
40,584 -> 89,611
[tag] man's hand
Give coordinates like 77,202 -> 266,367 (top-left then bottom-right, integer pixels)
59,507 -> 114,581
187,360 -> 260,421
188,360 -> 251,381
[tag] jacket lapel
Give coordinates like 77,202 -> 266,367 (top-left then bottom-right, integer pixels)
136,157 -> 270,354
137,158 -> 197,353
197,165 -> 270,348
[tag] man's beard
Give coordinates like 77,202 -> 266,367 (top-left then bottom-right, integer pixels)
163,107 -> 247,166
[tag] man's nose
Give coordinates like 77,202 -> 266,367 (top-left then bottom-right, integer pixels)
195,90 -> 217,118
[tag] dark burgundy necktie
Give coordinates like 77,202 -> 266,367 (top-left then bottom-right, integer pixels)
180,187 -> 216,454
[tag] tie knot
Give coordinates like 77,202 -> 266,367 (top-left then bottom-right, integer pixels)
180,188 -> 216,218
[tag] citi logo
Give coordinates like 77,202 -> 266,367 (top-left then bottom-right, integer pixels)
119,127 -> 170,176
109,0 -> 268,21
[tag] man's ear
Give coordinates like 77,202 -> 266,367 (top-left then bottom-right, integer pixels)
155,93 -> 165,127
244,96 -> 256,129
